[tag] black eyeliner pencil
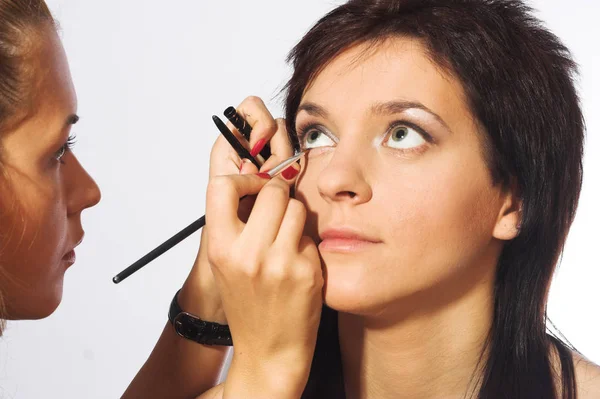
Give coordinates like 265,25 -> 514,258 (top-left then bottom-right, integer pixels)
112,216 -> 205,284
223,106 -> 271,159
224,106 -> 252,140
212,115 -> 261,169
112,114 -> 279,284
113,118 -> 255,284
111,151 -> 305,284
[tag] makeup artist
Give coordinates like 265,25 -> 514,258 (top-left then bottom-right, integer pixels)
0,1 -> 294,397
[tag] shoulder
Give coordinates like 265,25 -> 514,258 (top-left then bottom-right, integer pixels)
572,352 -> 600,399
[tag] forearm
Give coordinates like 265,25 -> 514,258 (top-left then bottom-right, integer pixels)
122,322 -> 230,399
221,353 -> 310,399
123,233 -> 230,399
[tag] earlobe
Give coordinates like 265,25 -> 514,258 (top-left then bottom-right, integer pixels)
492,182 -> 522,241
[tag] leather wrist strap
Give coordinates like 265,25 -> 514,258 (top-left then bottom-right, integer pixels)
168,289 -> 233,346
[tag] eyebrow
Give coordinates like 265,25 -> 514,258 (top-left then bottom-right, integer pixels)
297,100 -> 451,132
67,114 -> 80,126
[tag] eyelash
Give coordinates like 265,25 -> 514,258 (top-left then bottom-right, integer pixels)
55,134 -> 77,164
296,123 -> 331,147
296,120 -> 434,150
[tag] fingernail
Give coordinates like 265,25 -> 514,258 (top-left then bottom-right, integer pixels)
281,166 -> 299,180
250,139 -> 267,157
239,159 -> 246,173
256,172 -> 271,179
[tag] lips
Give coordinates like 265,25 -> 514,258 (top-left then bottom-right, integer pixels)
63,234 -> 84,263
62,250 -> 76,264
318,227 -> 381,252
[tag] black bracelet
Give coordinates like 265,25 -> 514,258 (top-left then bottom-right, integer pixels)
168,289 -> 233,346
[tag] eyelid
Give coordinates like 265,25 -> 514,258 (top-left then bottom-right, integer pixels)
54,133 -> 77,163
385,120 -> 434,143
296,118 -> 434,150
296,122 -> 338,144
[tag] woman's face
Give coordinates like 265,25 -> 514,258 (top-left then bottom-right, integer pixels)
294,38 -> 519,316
0,29 -> 101,319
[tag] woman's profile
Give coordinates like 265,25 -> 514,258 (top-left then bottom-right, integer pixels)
0,1 -> 231,397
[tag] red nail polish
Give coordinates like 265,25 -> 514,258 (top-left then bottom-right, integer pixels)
256,172 -> 271,179
251,139 -> 267,157
281,166 -> 299,180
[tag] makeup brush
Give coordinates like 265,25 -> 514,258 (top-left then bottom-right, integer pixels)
112,151 -> 306,284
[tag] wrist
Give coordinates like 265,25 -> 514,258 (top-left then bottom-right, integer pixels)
179,279 -> 226,324
224,359 -> 308,399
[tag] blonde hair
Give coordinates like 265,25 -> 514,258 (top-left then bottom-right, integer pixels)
0,0 -> 55,334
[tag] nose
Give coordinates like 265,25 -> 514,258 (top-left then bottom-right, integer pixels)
317,142 -> 372,205
65,153 -> 102,216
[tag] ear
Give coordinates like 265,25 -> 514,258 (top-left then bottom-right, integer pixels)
492,178 -> 522,241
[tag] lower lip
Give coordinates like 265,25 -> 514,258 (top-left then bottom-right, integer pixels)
63,250 -> 76,265
318,238 -> 380,253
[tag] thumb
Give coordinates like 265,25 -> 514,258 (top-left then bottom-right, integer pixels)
239,158 -> 259,175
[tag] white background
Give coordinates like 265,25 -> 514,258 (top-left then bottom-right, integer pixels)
0,1 -> 598,398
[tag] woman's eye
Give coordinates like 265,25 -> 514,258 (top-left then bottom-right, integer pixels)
53,134 -> 77,164
54,145 -> 67,161
384,124 -> 426,149
301,128 -> 336,149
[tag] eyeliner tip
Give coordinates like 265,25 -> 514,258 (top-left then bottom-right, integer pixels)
112,275 -> 122,284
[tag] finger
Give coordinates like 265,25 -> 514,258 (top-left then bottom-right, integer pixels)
238,158 -> 259,175
205,174 -> 271,242
236,96 -> 278,153
209,135 -> 245,177
242,178 -> 291,246
269,161 -> 301,185
299,236 -> 324,283
259,118 -> 294,173
221,119 -> 266,166
299,235 -> 320,262
274,198 -> 307,250
225,119 -> 250,148
237,159 -> 260,222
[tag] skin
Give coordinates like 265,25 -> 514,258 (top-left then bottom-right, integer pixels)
0,29 -> 101,320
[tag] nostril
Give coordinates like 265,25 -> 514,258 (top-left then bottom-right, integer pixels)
338,191 -> 357,199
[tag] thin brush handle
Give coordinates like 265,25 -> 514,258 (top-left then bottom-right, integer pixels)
112,152 -> 305,284
213,115 -> 261,169
112,216 -> 205,284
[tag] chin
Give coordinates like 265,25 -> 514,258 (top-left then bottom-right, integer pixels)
21,282 -> 64,320
39,296 -> 62,318
321,260 -> 391,316
321,255 -> 437,317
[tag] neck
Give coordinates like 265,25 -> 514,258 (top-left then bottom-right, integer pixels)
339,265 -> 495,399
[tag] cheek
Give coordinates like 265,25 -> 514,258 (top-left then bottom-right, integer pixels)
0,180 -> 68,318
382,156 -> 500,281
1,175 -> 67,286
295,157 -> 325,239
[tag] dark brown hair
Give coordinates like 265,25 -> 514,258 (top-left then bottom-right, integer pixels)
0,0 -> 55,333
284,1 -> 584,398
